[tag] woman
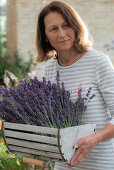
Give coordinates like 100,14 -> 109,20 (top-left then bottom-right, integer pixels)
35,0 -> 114,169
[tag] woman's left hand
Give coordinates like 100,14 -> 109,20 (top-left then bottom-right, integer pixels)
68,134 -> 100,168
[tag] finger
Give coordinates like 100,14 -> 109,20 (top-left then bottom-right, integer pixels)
73,138 -> 84,148
70,147 -> 82,166
76,154 -> 85,164
73,143 -> 79,149
73,145 -> 84,158
68,155 -> 84,167
69,151 -> 85,167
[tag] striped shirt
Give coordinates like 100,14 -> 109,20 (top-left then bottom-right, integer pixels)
45,49 -> 114,170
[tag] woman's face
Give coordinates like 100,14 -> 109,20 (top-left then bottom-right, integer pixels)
44,11 -> 75,53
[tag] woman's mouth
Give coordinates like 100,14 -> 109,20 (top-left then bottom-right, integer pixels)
59,40 -> 68,44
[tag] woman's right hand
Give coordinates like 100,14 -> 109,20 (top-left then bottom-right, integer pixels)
68,133 -> 101,167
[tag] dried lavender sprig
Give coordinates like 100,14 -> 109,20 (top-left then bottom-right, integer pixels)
0,71 -> 96,128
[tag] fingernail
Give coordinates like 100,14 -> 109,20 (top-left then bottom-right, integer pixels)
73,144 -> 79,149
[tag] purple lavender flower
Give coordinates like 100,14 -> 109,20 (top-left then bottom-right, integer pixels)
89,94 -> 96,100
0,71 -> 95,127
56,71 -> 60,83
86,87 -> 92,97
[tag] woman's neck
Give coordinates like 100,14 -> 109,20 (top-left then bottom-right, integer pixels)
57,49 -> 78,66
58,50 -> 78,65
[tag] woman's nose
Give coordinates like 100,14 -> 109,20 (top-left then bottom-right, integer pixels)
58,28 -> 65,37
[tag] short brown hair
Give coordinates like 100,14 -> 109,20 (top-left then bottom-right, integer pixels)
35,0 -> 92,62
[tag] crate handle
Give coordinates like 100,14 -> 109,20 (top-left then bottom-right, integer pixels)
23,157 -> 45,168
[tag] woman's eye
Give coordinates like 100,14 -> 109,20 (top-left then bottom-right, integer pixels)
50,27 -> 57,32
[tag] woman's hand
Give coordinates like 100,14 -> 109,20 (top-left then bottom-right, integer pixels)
68,133 -> 101,168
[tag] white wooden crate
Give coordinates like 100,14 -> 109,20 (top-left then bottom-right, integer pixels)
2,122 -> 96,163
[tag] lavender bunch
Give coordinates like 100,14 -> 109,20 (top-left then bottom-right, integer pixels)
0,71 -> 95,128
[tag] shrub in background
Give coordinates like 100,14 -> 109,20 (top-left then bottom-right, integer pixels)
0,140 -> 28,169
0,51 -> 33,86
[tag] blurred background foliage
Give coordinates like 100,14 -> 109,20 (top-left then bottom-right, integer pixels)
0,141 -> 28,169
0,48 -> 33,86
0,29 -> 35,169
0,1 -> 35,168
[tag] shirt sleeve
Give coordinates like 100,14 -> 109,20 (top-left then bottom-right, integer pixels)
96,52 -> 114,125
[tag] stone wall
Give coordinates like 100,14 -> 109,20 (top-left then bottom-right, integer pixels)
7,0 -> 17,57
6,0 -> 114,63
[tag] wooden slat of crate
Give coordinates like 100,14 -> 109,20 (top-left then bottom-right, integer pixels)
14,151 -> 61,162
3,122 -> 57,135
14,151 -> 31,157
9,145 -> 62,160
5,138 -> 59,153
4,130 -> 57,145
3,122 -> 62,161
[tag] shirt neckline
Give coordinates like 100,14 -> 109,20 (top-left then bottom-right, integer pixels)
56,49 -> 92,69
